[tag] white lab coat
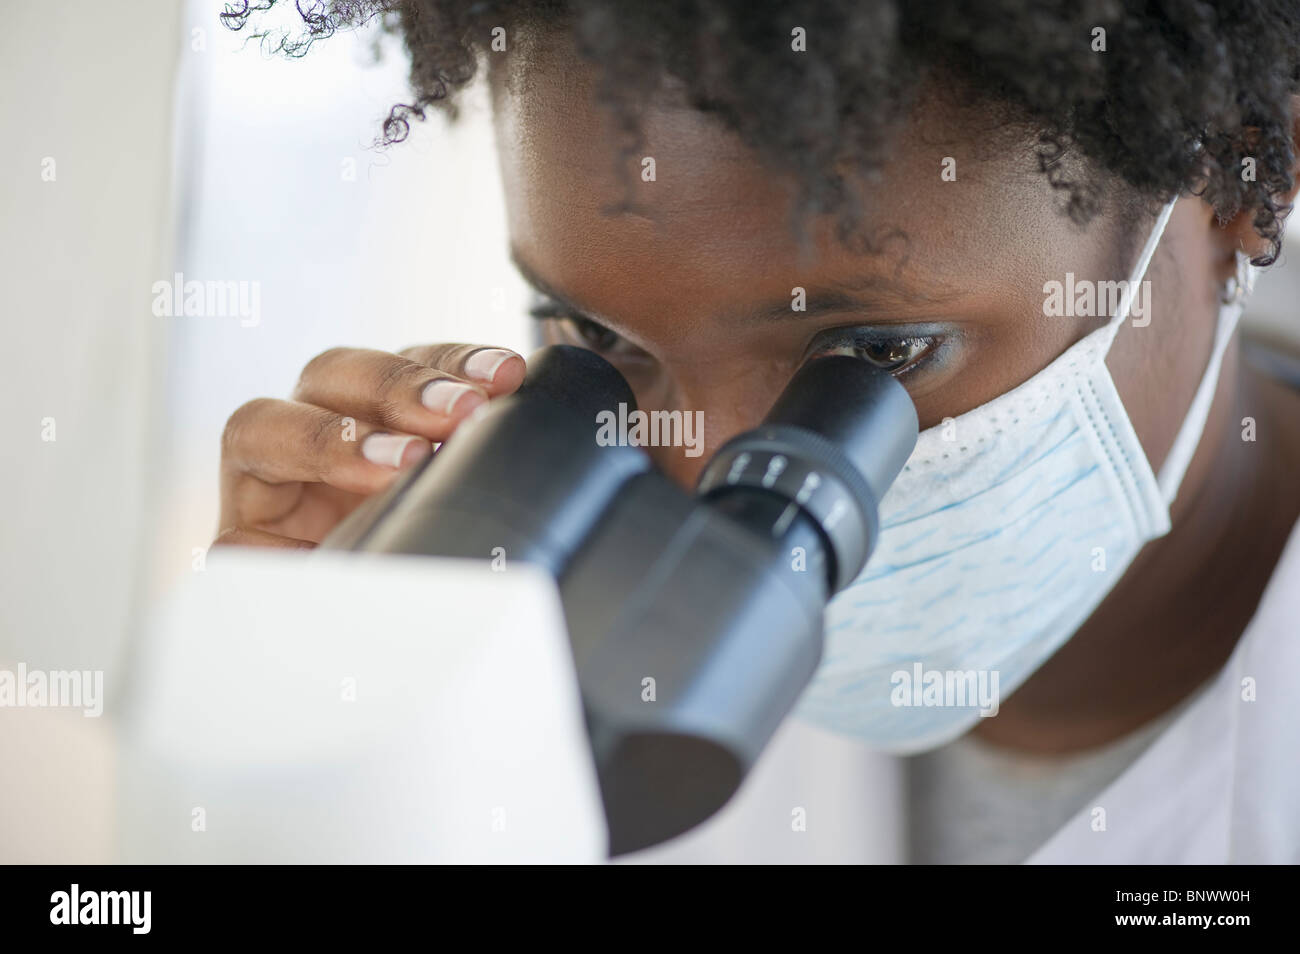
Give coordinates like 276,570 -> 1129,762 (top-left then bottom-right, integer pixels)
625,516 -> 1300,864
1029,515 -> 1300,863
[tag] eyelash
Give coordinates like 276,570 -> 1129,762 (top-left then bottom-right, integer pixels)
805,328 -> 941,376
529,298 -> 940,376
529,301 -> 647,357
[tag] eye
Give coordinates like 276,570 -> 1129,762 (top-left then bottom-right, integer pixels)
529,294 -> 646,359
850,337 -> 933,372
806,329 -> 939,375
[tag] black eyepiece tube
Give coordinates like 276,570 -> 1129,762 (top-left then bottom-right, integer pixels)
698,355 -> 918,592
764,355 -> 919,508
319,345 -> 649,577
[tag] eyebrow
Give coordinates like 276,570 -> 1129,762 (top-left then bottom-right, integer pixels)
509,247 -> 963,329
511,251 -> 595,320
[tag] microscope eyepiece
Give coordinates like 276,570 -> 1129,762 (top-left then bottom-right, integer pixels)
697,355 -> 918,592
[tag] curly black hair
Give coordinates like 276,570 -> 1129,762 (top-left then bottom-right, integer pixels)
222,0 -> 1300,265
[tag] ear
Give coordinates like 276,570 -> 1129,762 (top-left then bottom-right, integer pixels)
1208,94 -> 1300,280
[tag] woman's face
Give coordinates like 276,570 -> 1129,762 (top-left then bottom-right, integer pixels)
490,32 -> 1224,489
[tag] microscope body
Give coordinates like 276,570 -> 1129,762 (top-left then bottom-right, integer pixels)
321,345 -> 917,854
561,469 -> 828,852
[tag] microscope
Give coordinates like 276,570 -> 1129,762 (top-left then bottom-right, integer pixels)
321,345 -> 917,854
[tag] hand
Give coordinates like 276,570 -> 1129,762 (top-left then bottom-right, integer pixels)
214,344 -> 526,548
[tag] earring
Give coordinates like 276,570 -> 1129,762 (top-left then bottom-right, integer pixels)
1221,250 -> 1257,305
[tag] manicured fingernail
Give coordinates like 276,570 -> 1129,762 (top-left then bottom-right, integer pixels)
421,379 -> 484,417
464,348 -> 515,383
399,438 -> 433,467
362,433 -> 426,469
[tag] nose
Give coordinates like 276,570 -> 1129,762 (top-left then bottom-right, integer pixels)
639,381 -> 775,490
645,430 -> 712,490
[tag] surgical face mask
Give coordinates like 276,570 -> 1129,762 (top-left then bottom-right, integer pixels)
793,197 -> 1250,754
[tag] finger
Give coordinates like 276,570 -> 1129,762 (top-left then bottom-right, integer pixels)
211,526 -> 316,550
293,347 -> 489,440
222,397 -> 432,495
398,343 -> 526,396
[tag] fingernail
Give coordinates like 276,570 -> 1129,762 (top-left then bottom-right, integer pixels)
464,348 -> 515,383
421,379 -> 485,417
399,438 -> 433,467
362,433 -> 427,469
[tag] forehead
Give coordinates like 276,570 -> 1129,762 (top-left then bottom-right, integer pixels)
488,29 -> 1112,336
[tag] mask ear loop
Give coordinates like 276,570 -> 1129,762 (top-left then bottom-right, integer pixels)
1221,248 -> 1258,305
1146,136 -> 1246,503
1097,195 -> 1179,354
1155,252 -> 1253,505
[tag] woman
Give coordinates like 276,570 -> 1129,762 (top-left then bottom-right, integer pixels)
215,1 -> 1300,862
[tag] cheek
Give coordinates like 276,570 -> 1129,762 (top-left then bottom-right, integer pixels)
1102,273 -> 1220,478
903,309 -> 1102,431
